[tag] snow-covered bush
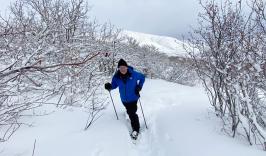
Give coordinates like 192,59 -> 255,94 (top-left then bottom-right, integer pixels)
187,0 -> 266,150
0,0 -> 120,141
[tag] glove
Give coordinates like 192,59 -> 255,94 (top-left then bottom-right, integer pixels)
104,83 -> 112,91
135,85 -> 142,96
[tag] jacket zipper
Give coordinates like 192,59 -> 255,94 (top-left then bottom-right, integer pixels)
124,81 -> 127,101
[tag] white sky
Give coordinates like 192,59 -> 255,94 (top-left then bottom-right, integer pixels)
0,0 -> 257,38
87,0 -> 201,38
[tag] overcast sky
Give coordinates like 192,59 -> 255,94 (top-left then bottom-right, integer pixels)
0,0 -> 203,38
87,0 -> 202,38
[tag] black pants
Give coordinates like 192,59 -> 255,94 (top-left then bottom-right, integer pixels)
123,101 -> 140,133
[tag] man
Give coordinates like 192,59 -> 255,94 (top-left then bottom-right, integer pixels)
104,59 -> 145,139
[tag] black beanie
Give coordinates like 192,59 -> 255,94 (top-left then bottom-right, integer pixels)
117,59 -> 128,68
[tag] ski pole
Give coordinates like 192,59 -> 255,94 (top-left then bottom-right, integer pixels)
108,91 -> 119,120
138,97 -> 148,129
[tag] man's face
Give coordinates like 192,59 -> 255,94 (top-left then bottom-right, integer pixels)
119,66 -> 128,75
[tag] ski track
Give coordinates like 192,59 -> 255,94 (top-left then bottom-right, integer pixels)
109,79 -> 208,156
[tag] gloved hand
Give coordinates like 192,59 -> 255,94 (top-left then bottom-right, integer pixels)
135,85 -> 142,96
104,83 -> 112,91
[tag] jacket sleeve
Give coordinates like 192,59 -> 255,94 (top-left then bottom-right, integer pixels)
111,76 -> 118,90
136,71 -> 145,88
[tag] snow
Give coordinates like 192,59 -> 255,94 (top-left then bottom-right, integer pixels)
121,30 -> 188,57
1,79 -> 265,156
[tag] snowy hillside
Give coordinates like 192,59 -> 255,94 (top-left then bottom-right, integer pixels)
122,30 -> 188,57
1,79 -> 265,156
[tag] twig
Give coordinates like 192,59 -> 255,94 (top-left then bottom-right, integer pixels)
32,139 -> 36,156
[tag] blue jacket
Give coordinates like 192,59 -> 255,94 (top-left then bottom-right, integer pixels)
111,66 -> 145,103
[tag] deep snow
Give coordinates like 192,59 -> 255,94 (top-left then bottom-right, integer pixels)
1,79 -> 265,156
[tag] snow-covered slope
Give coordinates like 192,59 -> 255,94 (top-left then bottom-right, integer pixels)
122,30 -> 188,57
1,79 -> 265,156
